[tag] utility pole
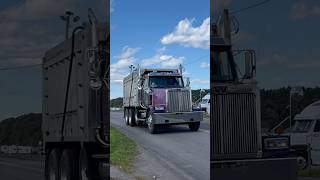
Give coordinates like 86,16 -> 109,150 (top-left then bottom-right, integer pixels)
60,11 -> 80,40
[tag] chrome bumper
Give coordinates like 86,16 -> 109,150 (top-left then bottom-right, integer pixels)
152,111 -> 203,124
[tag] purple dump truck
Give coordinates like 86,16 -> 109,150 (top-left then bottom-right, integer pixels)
123,68 -> 203,134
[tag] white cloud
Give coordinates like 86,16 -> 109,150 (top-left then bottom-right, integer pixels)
161,17 -> 210,49
110,46 -> 140,83
290,1 -> 320,20
200,62 -> 210,68
141,47 -> 184,68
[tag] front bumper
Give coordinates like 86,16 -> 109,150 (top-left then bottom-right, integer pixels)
152,111 -> 203,125
211,157 -> 297,180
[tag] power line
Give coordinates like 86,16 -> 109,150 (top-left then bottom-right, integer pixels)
230,0 -> 271,14
0,64 -> 42,71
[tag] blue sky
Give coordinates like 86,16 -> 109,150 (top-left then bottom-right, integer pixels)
110,0 -> 210,98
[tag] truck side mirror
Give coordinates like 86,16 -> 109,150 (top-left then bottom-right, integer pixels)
185,77 -> 190,87
244,51 -> 256,79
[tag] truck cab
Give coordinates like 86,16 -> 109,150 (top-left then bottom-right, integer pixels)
123,68 -> 203,134
211,9 -> 297,180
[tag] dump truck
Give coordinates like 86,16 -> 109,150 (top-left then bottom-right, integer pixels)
42,9 -> 109,180
123,67 -> 203,134
210,9 -> 297,180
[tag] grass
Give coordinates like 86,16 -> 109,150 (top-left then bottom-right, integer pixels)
298,167 -> 320,177
110,126 -> 138,173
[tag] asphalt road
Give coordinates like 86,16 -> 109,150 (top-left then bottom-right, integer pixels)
111,111 -> 210,180
0,157 -> 44,180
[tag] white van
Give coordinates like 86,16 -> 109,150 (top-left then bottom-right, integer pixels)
200,93 -> 210,114
289,100 -> 320,169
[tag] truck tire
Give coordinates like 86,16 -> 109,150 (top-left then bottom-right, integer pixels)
46,148 -> 60,180
79,147 -> 99,180
189,122 -> 200,131
124,108 -> 129,125
60,149 -> 79,180
147,113 -> 157,134
297,155 -> 307,170
129,109 -> 136,127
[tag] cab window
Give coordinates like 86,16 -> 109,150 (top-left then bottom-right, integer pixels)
314,120 -> 320,132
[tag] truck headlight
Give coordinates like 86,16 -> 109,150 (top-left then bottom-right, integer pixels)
154,105 -> 165,111
263,137 -> 289,150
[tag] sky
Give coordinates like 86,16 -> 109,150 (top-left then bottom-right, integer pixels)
110,0 -> 210,98
0,0 -> 108,120
213,0 -> 320,89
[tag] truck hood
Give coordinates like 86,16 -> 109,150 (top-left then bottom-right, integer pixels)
152,88 -> 166,106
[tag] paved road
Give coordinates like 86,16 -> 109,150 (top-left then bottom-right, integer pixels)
0,157 -> 44,180
111,111 -> 210,180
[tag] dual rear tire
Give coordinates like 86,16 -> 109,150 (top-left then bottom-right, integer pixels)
46,147 -> 99,180
124,108 -> 136,126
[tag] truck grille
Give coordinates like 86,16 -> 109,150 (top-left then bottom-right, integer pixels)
166,89 -> 192,112
211,93 -> 260,160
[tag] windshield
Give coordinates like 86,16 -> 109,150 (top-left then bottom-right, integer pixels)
149,76 -> 184,88
212,47 -> 238,82
291,120 -> 314,133
201,99 -> 209,104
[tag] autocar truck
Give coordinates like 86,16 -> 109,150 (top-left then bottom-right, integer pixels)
210,9 -> 297,180
42,9 -> 109,180
123,67 -> 203,134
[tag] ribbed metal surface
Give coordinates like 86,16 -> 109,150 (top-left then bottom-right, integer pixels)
166,89 -> 192,112
212,93 -> 258,160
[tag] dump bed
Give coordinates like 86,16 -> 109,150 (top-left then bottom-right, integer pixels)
42,23 -> 109,143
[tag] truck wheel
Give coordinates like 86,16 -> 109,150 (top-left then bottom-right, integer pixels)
124,108 -> 129,125
189,122 -> 200,131
79,147 -> 99,180
147,113 -> 157,134
297,155 -> 307,170
60,149 -> 79,180
129,109 -> 136,127
46,149 -> 60,180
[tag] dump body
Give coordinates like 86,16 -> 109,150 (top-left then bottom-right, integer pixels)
42,22 -> 109,144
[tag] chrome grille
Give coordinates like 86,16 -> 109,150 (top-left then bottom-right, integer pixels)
166,89 -> 192,112
211,93 -> 259,160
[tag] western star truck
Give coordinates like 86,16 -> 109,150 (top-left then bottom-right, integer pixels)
210,9 -> 297,180
42,9 -> 109,180
123,68 -> 203,134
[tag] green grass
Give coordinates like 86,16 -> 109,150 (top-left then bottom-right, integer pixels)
110,126 -> 137,173
299,168 -> 320,177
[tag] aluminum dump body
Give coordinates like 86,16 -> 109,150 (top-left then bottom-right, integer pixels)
42,23 -> 109,143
